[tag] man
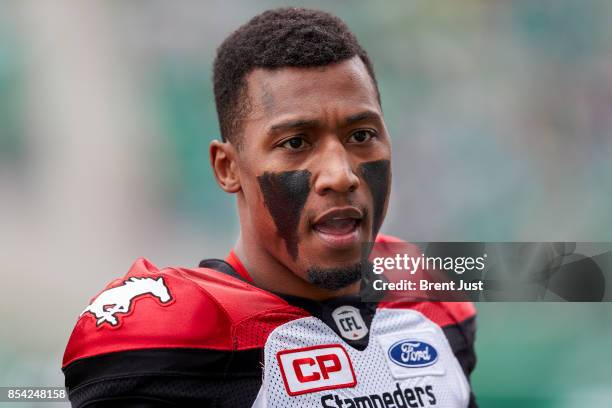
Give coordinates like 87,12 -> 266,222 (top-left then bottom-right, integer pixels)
63,8 -> 477,407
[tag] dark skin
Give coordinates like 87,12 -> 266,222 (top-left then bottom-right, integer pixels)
210,56 -> 392,300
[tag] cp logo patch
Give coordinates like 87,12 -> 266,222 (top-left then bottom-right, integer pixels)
276,344 -> 357,396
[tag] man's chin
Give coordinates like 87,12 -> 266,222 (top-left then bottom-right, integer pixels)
306,262 -> 364,291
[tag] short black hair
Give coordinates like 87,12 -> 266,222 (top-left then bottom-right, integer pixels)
213,7 -> 379,145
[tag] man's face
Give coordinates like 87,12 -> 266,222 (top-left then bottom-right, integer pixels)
236,56 -> 391,290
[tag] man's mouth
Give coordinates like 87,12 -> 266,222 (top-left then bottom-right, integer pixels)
311,207 -> 363,249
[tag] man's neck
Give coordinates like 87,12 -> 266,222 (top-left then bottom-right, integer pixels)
233,234 -> 360,301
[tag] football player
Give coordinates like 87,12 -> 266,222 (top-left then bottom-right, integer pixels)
63,8 -> 477,407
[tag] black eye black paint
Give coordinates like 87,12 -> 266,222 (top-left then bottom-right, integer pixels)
359,160 -> 391,238
257,169 -> 311,260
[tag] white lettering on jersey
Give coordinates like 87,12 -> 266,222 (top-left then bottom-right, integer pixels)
80,276 -> 172,326
331,305 -> 368,340
276,344 -> 356,396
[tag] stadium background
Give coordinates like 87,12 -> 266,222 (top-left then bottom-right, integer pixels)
1,1 -> 611,406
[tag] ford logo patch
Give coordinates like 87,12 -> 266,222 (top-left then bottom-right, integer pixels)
388,340 -> 438,368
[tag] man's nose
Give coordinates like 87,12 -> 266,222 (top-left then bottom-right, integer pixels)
312,141 -> 360,195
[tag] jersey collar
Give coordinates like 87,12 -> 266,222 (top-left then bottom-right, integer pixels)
225,250 -> 254,283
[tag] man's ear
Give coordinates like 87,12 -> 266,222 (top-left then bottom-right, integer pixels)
209,139 -> 241,193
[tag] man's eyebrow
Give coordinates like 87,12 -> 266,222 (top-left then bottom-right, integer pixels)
268,118 -> 320,133
344,110 -> 381,126
267,111 -> 381,134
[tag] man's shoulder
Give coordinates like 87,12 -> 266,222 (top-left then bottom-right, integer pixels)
377,300 -> 477,328
374,233 -> 477,327
62,257 -> 308,368
374,232 -> 422,256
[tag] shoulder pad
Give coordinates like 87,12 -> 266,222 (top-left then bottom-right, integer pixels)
374,234 -> 476,327
63,258 -> 307,367
379,300 -> 476,328
375,233 -> 404,244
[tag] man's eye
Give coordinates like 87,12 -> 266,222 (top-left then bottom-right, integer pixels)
348,130 -> 375,144
281,136 -> 309,150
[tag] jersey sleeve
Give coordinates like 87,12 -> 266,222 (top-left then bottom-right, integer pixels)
62,258 -> 234,407
440,303 -> 478,408
61,258 -> 296,408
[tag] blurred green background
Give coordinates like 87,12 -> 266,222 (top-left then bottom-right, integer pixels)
1,1 -> 611,407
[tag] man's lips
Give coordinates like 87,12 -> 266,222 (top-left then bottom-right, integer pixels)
311,207 -> 363,248
314,218 -> 358,235
312,207 -> 363,227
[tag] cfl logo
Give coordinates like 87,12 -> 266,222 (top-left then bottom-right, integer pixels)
332,305 -> 368,340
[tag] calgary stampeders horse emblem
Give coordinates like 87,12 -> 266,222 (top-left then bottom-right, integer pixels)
80,276 -> 172,327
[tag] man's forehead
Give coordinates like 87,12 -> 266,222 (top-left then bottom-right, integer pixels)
244,56 -> 380,118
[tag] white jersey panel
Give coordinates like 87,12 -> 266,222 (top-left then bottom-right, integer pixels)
252,308 -> 470,408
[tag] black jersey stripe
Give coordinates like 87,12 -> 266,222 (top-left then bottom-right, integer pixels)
442,316 -> 478,408
64,348 -> 263,391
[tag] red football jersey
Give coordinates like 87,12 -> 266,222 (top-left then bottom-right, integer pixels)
63,234 -> 477,407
